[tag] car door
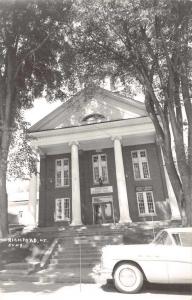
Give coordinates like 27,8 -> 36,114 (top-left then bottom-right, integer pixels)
138,244 -> 169,283
167,245 -> 192,283
141,230 -> 174,284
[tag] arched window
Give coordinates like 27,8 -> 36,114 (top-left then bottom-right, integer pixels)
82,113 -> 105,124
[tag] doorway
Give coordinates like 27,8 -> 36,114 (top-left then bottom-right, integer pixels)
92,196 -> 114,224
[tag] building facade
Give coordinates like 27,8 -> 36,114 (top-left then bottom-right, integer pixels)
29,87 -> 181,227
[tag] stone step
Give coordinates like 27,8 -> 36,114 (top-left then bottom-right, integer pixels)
58,247 -> 99,251
50,261 -> 99,269
2,262 -> 29,270
59,241 -> 121,247
32,226 -> 131,238
59,234 -> 123,241
58,247 -> 100,253
0,273 -> 40,282
53,252 -> 101,259
0,269 -> 29,275
37,267 -> 103,284
32,221 -> 172,238
51,257 -> 101,264
58,242 -> 104,248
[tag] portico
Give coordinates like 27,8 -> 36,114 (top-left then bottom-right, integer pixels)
29,87 -> 181,227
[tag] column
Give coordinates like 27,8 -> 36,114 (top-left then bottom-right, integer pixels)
28,152 -> 39,227
160,148 -> 181,220
70,141 -> 82,225
38,154 -> 46,227
113,137 -> 132,223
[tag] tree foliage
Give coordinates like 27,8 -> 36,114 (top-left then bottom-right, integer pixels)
0,0 -> 78,237
7,117 -> 37,180
70,0 -> 192,225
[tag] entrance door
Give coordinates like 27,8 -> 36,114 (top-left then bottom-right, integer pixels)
93,197 -> 114,224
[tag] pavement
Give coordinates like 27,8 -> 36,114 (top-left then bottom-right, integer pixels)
0,280 -> 191,300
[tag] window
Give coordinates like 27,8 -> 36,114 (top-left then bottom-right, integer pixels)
92,154 -> 109,184
82,113 -> 105,124
136,191 -> 156,216
55,198 -> 70,221
153,231 -> 172,245
172,233 -> 192,247
55,158 -> 70,187
131,150 -> 150,180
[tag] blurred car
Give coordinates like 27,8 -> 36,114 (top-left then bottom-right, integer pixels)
101,227 -> 192,293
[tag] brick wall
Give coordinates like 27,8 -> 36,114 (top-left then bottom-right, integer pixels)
38,143 -> 170,227
123,143 -> 170,222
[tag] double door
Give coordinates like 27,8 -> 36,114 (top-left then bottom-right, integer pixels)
93,197 -> 114,224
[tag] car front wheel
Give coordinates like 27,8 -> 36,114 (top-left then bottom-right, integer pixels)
113,263 -> 144,293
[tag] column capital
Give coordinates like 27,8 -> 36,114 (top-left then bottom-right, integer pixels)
111,136 -> 122,142
40,153 -> 47,159
37,147 -> 44,154
69,141 -> 79,147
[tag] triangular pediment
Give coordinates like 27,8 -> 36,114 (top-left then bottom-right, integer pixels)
29,87 -> 146,132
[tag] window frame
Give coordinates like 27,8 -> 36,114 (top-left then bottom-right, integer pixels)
131,149 -> 151,180
55,158 -> 70,188
92,153 -> 109,185
55,198 -> 71,222
136,190 -> 156,216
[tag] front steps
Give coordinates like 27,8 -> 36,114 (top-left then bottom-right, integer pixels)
0,229 -> 123,284
38,233 -> 123,284
0,221 -> 179,283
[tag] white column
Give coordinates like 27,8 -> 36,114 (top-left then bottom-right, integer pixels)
29,174 -> 37,226
70,141 -> 82,225
160,148 -> 181,220
28,153 -> 39,226
113,137 -> 132,223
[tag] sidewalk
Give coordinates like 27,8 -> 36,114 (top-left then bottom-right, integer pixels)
0,280 -> 191,300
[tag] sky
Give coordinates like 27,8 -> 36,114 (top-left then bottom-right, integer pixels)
24,98 -> 62,126
7,99 -> 62,196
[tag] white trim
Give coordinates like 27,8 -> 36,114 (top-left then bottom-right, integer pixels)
55,198 -> 70,222
30,117 -> 153,138
136,191 -> 156,216
31,117 -> 155,149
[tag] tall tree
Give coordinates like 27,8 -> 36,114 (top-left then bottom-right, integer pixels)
71,0 -> 192,225
0,0 -> 77,237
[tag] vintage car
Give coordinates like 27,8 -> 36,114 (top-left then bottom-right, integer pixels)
100,227 -> 192,293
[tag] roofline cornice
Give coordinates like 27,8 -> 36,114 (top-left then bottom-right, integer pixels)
30,116 -> 152,138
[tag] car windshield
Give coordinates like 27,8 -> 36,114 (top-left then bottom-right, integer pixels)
172,232 -> 192,247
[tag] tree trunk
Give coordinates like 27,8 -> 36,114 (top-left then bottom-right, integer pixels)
0,48 -> 17,237
0,154 -> 9,238
181,175 -> 192,226
185,194 -> 192,226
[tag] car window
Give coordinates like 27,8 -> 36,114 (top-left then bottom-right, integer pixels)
172,234 -> 181,245
153,231 -> 172,245
172,233 -> 192,247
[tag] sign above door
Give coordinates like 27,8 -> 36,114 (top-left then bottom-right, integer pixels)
90,186 -> 113,194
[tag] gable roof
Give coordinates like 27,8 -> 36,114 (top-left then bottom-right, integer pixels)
29,87 -> 146,133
